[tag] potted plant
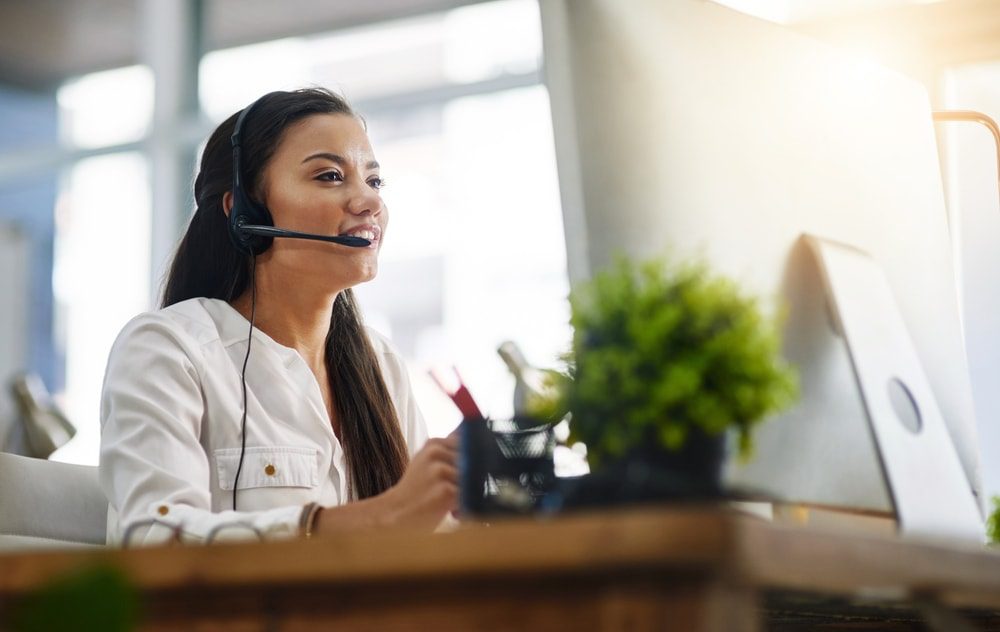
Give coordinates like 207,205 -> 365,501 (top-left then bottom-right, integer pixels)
534,255 -> 798,505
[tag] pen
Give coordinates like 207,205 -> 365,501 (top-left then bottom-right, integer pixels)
428,366 -> 484,420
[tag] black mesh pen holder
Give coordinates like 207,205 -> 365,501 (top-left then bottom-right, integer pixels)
458,417 -> 556,517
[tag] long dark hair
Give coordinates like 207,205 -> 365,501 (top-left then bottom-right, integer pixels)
162,88 -> 409,500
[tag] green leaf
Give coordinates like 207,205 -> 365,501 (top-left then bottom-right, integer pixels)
556,253 -> 800,466
988,495 -> 1000,545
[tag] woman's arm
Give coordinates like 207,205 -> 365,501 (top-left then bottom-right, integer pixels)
100,314 -> 304,546
311,434 -> 459,535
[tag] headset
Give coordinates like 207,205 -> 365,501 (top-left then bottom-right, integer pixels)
228,93 -> 372,509
227,92 -> 372,255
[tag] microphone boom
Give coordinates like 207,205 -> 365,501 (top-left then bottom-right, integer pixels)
239,224 -> 371,248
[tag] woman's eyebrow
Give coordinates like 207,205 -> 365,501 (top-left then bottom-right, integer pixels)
302,152 -> 379,170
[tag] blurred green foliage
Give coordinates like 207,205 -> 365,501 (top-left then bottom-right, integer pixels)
533,255 -> 798,469
988,495 -> 1000,545
11,565 -> 138,632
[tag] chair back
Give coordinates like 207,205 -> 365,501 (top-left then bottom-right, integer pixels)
0,452 -> 107,550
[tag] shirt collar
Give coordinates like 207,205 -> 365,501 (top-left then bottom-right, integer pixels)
200,298 -> 302,367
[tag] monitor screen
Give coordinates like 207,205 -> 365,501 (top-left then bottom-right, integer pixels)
540,0 -> 983,517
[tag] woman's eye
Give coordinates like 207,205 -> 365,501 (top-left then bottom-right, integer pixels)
316,171 -> 343,182
368,177 -> 386,190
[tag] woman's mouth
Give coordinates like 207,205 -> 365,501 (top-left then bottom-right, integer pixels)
339,224 -> 381,247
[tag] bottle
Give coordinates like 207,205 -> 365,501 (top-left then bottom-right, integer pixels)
497,340 -> 552,417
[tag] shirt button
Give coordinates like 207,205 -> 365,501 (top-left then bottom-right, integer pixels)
264,464 -> 276,476
158,505 -> 169,516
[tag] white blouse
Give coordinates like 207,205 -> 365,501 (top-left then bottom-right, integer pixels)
99,297 -> 428,546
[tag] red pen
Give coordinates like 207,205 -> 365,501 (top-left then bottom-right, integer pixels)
428,366 -> 484,420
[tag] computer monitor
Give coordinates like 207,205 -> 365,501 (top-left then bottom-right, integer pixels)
539,0 -> 983,527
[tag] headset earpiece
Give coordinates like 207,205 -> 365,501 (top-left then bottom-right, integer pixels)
228,93 -> 280,256
228,177 -> 274,256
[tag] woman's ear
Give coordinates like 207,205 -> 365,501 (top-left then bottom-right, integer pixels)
222,191 -> 234,218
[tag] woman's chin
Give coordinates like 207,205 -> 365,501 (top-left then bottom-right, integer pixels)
345,260 -> 378,286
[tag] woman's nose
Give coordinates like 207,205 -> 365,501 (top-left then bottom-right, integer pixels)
346,179 -> 381,216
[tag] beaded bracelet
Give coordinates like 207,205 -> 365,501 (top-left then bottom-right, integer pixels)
299,501 -> 323,539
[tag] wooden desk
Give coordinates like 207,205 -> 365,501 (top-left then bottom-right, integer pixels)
1,507 -> 999,631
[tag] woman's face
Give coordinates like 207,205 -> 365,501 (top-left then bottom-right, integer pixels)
259,112 -> 387,288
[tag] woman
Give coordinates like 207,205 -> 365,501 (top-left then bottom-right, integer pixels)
100,88 -> 457,545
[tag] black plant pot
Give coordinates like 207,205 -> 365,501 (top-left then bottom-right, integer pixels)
542,428 -> 728,513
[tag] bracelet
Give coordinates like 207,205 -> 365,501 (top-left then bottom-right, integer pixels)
299,502 -> 323,539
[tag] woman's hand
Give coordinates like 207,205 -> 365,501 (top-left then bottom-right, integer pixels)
377,433 -> 459,528
313,432 -> 459,535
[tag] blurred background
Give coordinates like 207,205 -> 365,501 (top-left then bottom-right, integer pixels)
0,0 -> 999,508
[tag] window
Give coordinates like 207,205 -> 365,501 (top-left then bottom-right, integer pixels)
50,0 -> 570,464
200,0 -> 568,438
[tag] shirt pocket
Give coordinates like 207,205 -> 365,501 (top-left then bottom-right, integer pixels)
214,446 -> 319,491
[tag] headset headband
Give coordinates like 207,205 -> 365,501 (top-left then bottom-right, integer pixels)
228,93 -> 282,256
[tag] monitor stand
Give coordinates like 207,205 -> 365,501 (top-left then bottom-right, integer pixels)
804,235 -> 984,543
